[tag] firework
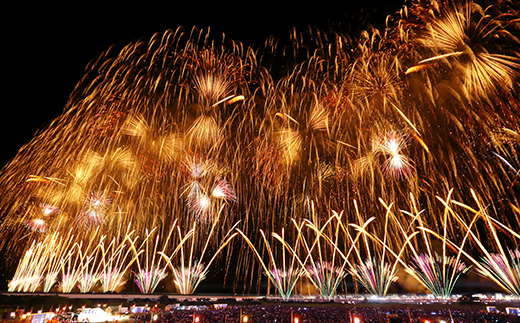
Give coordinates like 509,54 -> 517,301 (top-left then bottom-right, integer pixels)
0,0 -> 519,296
129,225 -> 176,294
23,218 -> 48,233
60,271 -> 80,293
182,154 -> 236,221
424,190 -> 520,296
99,267 -> 125,293
267,267 -> 303,300
8,230 -> 76,293
372,131 -> 414,179
211,178 -> 236,201
39,203 -> 61,217
77,273 -> 98,293
296,224 -> 350,299
7,278 -> 20,293
43,231 -> 75,292
186,178 -> 236,220
183,154 -> 213,179
413,1 -> 520,101
59,247 -> 80,293
187,190 -> 213,220
76,235 -> 104,293
478,248 -> 520,296
43,272 -> 59,293
98,227 -> 141,293
363,191 -> 473,298
8,241 -> 45,292
287,205 -> 358,299
346,199 -> 418,297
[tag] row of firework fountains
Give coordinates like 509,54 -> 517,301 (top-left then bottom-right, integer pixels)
0,0 -> 519,301
9,190 -> 520,299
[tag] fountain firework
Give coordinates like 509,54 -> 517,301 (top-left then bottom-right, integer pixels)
237,227 -> 305,301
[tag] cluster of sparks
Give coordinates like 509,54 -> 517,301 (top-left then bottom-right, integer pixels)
372,131 -> 414,179
406,253 -> 470,298
1,0 -> 520,297
76,191 -> 112,227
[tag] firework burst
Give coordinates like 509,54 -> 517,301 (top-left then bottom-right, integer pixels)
39,202 -> 61,217
171,261 -> 208,295
23,218 -> 48,233
134,267 -> 168,294
8,241 -> 45,292
211,178 -> 236,201
59,247 -> 81,293
412,1 -> 520,101
129,226 -> 174,294
76,191 -> 112,227
305,261 -> 348,298
427,190 -> 520,296
372,131 -> 414,179
98,227 -> 141,293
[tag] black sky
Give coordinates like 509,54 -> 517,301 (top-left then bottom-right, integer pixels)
2,1 -> 405,168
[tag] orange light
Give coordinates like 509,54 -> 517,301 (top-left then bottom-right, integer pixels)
354,317 -> 361,323
194,316 -> 200,323
293,317 -> 299,323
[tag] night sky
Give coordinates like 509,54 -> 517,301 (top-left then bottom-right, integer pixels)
2,1 -> 406,168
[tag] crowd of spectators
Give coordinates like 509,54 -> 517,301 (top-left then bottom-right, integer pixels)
144,304 -> 519,323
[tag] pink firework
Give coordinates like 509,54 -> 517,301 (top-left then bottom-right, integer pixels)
183,153 -> 212,179
186,179 -> 236,220
211,178 -> 236,202
76,191 -> 112,227
23,218 -> 47,233
39,203 -> 60,217
187,191 -> 213,221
